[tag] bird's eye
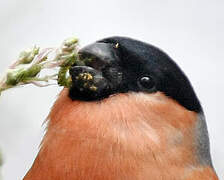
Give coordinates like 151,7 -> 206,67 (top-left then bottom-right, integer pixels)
138,76 -> 155,90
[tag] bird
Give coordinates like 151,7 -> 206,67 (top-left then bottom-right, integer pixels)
23,36 -> 219,180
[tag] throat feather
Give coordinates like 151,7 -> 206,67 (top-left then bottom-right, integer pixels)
25,89 -> 207,180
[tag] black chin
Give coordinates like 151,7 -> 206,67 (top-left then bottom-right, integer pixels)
69,85 -> 111,101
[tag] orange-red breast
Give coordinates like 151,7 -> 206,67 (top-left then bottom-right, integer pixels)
24,37 -> 219,180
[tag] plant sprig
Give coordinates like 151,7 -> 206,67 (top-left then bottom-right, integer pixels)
0,37 -> 80,95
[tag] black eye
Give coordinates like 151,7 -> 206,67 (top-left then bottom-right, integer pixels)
138,76 -> 155,89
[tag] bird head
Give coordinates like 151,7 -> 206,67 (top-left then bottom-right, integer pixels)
69,36 -> 202,113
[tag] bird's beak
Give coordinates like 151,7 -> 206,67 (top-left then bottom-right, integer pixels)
78,42 -> 120,70
69,42 -> 122,100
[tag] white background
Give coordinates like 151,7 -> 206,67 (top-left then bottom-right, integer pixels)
0,0 -> 223,179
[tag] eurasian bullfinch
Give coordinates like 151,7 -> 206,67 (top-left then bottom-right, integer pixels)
23,37 -> 218,180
